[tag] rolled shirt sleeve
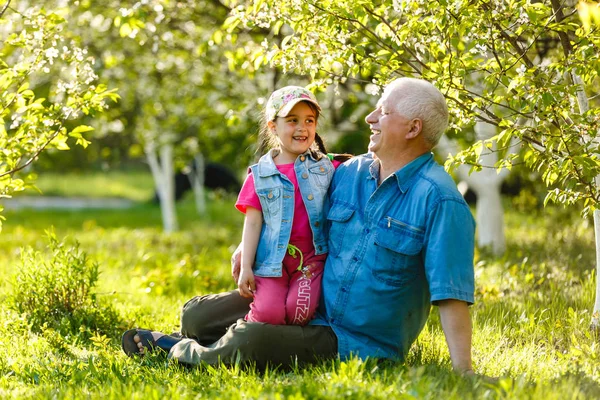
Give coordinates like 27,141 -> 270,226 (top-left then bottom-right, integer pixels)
423,198 -> 476,305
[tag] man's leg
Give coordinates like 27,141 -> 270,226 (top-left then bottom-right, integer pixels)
180,290 -> 252,345
169,320 -> 337,369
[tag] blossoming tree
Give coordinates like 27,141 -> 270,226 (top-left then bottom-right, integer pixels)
0,2 -> 117,230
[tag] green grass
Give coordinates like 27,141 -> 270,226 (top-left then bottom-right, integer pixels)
27,170 -> 156,202
0,185 -> 599,398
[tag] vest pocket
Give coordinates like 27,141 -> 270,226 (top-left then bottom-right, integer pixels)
372,218 -> 424,287
257,188 -> 281,220
308,162 -> 334,189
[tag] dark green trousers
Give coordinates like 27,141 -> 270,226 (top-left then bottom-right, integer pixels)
168,290 -> 338,369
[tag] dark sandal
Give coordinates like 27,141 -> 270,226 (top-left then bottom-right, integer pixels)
121,328 -> 182,357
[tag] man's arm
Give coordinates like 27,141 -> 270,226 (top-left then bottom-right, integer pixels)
438,299 -> 473,374
231,243 -> 242,283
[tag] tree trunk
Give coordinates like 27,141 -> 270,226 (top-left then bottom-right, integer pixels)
146,142 -> 178,232
437,121 -> 509,255
592,205 -> 600,331
465,121 -> 509,255
189,153 -> 207,216
467,174 -> 505,255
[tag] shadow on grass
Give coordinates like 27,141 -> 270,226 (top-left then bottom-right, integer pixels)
3,195 -> 242,231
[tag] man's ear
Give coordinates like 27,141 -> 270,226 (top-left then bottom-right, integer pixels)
406,119 -> 422,139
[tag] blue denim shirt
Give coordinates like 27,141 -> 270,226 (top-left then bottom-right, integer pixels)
311,152 -> 475,360
250,149 -> 334,277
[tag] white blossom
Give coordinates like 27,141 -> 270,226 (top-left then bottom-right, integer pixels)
45,47 -> 59,64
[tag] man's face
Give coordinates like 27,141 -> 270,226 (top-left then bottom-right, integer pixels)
364,89 -> 413,159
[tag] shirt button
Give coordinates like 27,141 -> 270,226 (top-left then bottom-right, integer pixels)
300,156 -> 306,162
302,173 -> 308,179
314,221 -> 320,227
341,287 -> 347,293
331,319 -> 335,324
307,194 -> 314,201
365,229 -> 370,234
352,256 -> 358,262
320,167 -> 325,172
267,192 -> 273,199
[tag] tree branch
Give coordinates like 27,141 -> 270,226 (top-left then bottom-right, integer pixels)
363,6 -> 432,73
0,0 -> 11,19
0,110 -> 72,179
307,2 -> 422,75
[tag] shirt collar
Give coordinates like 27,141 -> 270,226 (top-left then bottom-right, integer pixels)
368,152 -> 433,193
367,154 -> 380,181
393,152 -> 432,193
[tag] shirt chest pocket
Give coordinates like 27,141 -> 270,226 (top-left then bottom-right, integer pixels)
326,203 -> 355,258
372,217 -> 424,287
257,188 -> 281,221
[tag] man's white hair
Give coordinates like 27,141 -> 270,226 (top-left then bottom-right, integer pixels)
384,78 -> 449,146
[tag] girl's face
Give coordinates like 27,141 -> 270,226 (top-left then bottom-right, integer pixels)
268,101 -> 317,163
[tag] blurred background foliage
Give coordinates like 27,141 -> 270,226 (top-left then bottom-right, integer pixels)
15,0 -> 374,178
7,0 -> 590,216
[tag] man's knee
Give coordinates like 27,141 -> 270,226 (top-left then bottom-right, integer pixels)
229,321 -> 271,354
180,291 -> 252,343
180,295 -> 211,340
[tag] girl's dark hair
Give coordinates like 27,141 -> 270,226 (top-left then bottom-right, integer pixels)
314,133 -> 353,163
257,100 -> 353,163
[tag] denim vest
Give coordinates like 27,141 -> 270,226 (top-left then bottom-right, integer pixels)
250,149 -> 333,277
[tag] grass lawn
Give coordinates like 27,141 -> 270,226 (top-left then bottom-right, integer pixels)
0,174 -> 599,399
25,170 -> 157,202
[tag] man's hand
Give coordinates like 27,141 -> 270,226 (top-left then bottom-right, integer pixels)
237,268 -> 256,298
231,243 -> 242,283
438,299 -> 473,374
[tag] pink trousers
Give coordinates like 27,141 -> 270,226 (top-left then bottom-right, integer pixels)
246,248 -> 326,326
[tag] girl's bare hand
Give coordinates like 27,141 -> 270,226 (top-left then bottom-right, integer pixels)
237,269 -> 256,298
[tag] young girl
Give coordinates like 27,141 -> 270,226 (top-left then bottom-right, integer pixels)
235,86 -> 349,326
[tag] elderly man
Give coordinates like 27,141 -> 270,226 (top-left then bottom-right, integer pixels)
122,77 -> 475,374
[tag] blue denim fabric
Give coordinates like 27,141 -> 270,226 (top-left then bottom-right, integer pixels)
251,149 -> 334,277
311,152 -> 475,360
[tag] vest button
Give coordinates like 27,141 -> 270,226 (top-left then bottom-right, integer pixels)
267,192 -> 273,199
307,194 -> 314,200
300,156 -> 306,162
302,173 -> 308,179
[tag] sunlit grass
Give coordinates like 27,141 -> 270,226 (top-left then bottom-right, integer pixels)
26,169 -> 156,202
0,190 -> 599,398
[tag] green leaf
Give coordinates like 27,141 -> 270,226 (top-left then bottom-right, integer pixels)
119,23 -> 133,38
70,125 -> 95,135
17,82 -> 29,93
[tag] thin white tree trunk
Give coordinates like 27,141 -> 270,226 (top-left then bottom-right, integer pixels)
568,71 -> 600,330
438,121 -> 509,255
146,142 -> 178,232
468,121 -> 509,255
593,207 -> 600,329
189,153 -> 207,215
